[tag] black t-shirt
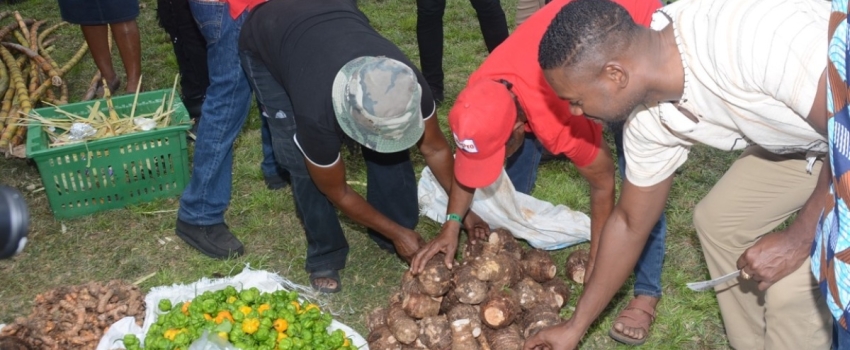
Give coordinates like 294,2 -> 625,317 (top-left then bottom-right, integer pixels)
239,0 -> 435,166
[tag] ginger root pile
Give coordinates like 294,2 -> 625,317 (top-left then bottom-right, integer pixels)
0,280 -> 145,350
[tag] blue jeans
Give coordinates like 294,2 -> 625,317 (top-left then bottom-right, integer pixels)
504,129 -> 667,298
836,324 -> 850,350
240,50 -> 420,272
505,134 -> 543,194
178,1 -> 278,225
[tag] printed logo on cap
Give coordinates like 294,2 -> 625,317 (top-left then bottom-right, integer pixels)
453,133 -> 478,153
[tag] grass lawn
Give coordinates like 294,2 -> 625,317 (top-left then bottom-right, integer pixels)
0,0 -> 741,348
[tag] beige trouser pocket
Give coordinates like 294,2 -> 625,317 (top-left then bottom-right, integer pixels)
693,146 -> 832,350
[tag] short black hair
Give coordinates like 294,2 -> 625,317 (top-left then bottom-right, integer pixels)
539,0 -> 639,70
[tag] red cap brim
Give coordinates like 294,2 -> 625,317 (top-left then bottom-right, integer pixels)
454,145 -> 506,189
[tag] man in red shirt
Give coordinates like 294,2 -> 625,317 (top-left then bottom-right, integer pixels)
411,0 -> 666,345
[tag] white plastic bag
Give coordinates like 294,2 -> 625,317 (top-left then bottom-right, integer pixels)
418,166 -> 590,250
96,267 -> 368,350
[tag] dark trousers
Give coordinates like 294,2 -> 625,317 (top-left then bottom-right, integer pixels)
415,0 -> 508,98
240,50 -> 419,272
156,0 -> 209,118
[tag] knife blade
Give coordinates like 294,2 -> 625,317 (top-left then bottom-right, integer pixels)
686,270 -> 742,291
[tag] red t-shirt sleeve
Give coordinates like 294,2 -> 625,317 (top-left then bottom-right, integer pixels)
525,107 -> 603,167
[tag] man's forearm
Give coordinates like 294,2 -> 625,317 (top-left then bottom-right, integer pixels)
587,183 -> 616,265
569,208 -> 653,330
328,185 -> 409,240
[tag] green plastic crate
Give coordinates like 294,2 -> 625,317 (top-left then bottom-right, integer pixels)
26,89 -> 191,219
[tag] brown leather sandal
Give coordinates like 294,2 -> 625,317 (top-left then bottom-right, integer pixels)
608,297 -> 657,345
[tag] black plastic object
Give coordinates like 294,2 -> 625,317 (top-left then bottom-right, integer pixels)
0,185 -> 29,259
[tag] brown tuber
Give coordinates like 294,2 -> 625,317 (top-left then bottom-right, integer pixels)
367,307 -> 389,331
387,303 -> 420,344
453,264 -> 489,305
417,253 -> 454,296
471,253 -> 522,287
368,325 -> 402,350
521,249 -> 557,283
541,279 -> 571,308
450,319 -> 481,350
492,229 -> 523,260
565,249 -> 590,284
513,278 -> 547,311
483,323 -> 523,350
447,304 -> 483,337
403,290 -> 443,319
419,315 -> 452,350
520,305 -> 562,338
479,288 -> 521,329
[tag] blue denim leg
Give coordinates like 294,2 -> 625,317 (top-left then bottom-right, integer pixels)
178,2 -> 252,225
505,134 -> 544,194
614,124 -> 666,298
835,323 -> 850,350
259,105 -> 284,178
240,50 -> 348,272
362,147 -> 419,252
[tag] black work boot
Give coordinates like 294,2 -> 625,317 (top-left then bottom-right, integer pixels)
175,219 -> 244,259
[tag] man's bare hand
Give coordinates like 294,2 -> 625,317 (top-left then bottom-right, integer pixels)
737,229 -> 812,291
410,226 -> 460,275
523,321 -> 582,350
463,211 -> 490,242
394,229 -> 427,264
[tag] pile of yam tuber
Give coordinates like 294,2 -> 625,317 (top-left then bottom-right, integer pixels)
0,280 -> 145,350
366,228 -> 579,350
0,11 -> 90,157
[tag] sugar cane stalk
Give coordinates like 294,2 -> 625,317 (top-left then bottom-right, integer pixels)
37,22 -> 66,48
0,58 -> 7,99
102,78 -> 119,122
0,45 -> 31,148
0,84 -> 13,127
2,42 -> 62,87
0,19 -> 33,41
13,11 -> 29,41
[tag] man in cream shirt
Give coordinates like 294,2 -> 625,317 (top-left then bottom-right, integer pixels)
524,0 -> 834,348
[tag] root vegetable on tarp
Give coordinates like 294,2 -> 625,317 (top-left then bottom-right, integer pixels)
388,302 -> 420,345
450,318 -> 481,350
565,249 -> 590,284
419,315 -> 452,350
542,278 -> 571,308
453,263 -> 489,305
520,305 -> 562,338
479,288 -> 521,329
417,253 -> 453,297
521,249 -> 557,283
483,323 -> 524,350
368,325 -> 402,350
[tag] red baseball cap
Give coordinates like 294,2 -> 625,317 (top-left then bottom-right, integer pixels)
449,79 -> 517,188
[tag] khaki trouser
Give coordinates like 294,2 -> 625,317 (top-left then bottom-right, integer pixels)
693,146 -> 832,349
515,0 -> 546,26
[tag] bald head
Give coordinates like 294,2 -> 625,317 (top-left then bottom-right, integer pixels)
538,0 -> 640,70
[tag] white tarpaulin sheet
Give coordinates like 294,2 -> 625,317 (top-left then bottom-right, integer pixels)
418,166 -> 590,250
96,267 -> 368,350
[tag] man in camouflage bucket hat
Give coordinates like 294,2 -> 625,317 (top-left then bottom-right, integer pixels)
332,56 -> 425,152
239,0 -> 488,294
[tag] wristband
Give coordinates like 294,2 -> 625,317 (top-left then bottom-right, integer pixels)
446,213 -> 463,224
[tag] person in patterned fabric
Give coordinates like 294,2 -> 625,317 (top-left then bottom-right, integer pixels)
814,1 -> 850,348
